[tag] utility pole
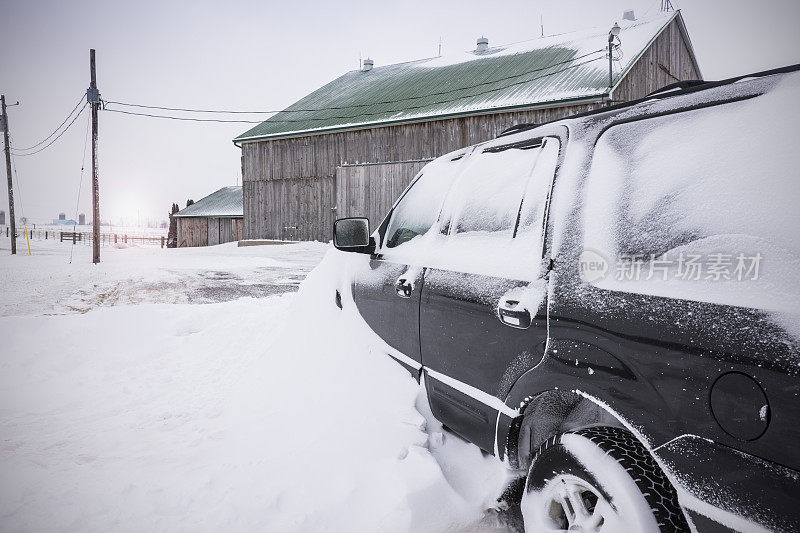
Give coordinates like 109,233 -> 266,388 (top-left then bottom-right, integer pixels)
1,95 -> 16,255
608,23 -> 621,92
89,49 -> 100,263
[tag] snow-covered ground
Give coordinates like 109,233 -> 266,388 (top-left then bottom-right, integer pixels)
0,235 -> 512,532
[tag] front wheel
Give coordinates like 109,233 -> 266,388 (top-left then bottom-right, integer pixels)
521,426 -> 689,532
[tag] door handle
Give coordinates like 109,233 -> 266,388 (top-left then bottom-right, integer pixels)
395,277 -> 413,298
498,298 -> 532,329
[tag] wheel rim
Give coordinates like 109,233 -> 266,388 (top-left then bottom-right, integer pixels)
526,474 -> 617,533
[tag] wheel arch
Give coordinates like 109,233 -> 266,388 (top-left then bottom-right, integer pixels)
506,389 -> 627,470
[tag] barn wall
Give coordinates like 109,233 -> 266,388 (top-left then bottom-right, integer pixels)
220,218 -> 232,243
179,217 -> 243,246
241,103 -> 600,241
612,18 -> 701,102
244,177 -> 335,241
336,160 -> 430,231
208,218 -> 221,246
177,218 -> 209,247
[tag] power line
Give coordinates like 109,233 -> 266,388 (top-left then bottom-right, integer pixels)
8,137 -> 26,221
12,94 -> 86,151
103,103 -> 278,114
105,56 -> 605,125
12,102 -> 88,156
103,109 -> 265,123
104,49 -> 606,116
70,113 -> 91,264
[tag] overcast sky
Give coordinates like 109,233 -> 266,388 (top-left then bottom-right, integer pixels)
1,0 -> 798,225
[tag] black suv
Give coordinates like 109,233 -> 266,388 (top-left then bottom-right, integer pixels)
333,65 -> 800,532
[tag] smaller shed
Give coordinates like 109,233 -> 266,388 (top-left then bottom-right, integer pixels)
174,186 -> 243,247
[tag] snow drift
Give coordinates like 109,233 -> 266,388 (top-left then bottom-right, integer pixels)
0,241 -> 511,532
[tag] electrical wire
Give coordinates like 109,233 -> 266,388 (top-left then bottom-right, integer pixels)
8,138 -> 26,224
102,109 -> 265,123
70,113 -> 91,264
12,102 -> 88,157
105,56 -> 605,124
12,94 -> 86,151
104,49 -> 606,116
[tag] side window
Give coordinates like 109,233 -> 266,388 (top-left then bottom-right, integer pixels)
445,141 -> 544,237
437,137 -> 560,279
385,153 -> 466,249
515,138 -> 560,249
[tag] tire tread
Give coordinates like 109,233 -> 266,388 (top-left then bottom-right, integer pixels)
530,426 -> 689,532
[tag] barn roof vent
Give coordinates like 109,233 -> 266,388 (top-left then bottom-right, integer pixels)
476,36 -> 489,52
362,58 -> 374,72
623,10 -> 636,21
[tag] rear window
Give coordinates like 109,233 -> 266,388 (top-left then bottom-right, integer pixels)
582,72 -> 800,313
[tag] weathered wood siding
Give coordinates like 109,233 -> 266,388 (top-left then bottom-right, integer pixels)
234,219 -> 244,241
244,177 -> 335,241
178,217 -> 243,247
336,161 -> 430,230
216,218 -> 244,243
612,18 -> 701,102
241,103 -> 600,242
220,218 -> 232,243
178,217 -> 208,248
208,218 -> 220,246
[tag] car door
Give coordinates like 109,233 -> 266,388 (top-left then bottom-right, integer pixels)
353,149 -> 471,375
419,135 -> 562,452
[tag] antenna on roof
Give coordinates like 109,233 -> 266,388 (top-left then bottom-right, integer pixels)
438,36 -> 442,57
359,51 -> 362,70
660,0 -> 674,11
540,14 -> 544,37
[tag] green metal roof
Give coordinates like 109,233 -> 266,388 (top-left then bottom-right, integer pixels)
174,186 -> 242,218
235,12 -> 680,143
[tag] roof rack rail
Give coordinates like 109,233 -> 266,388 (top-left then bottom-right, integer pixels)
491,64 -> 800,141
646,79 -> 706,97
498,123 -> 539,137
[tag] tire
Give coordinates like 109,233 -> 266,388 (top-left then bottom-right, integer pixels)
520,426 -> 689,532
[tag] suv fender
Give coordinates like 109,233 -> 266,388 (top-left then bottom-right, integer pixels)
497,339 -> 674,466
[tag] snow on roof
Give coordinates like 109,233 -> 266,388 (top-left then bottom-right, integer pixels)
174,186 -> 243,218
235,11 -> 685,142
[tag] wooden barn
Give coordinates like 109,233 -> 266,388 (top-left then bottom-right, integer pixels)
174,186 -> 244,247
234,10 -> 701,242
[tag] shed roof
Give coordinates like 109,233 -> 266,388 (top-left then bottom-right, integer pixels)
235,11 -> 696,143
173,186 -> 243,218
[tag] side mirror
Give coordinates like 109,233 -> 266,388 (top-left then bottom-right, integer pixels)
333,217 -> 375,254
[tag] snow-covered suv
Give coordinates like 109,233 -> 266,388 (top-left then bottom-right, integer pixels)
333,65 -> 800,532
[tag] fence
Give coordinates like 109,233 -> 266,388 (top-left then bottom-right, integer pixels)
1,226 -> 168,248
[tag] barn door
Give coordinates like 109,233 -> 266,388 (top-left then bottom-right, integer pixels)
335,161 -> 430,230
208,218 -> 220,246
219,219 -> 233,243
335,165 -> 367,222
